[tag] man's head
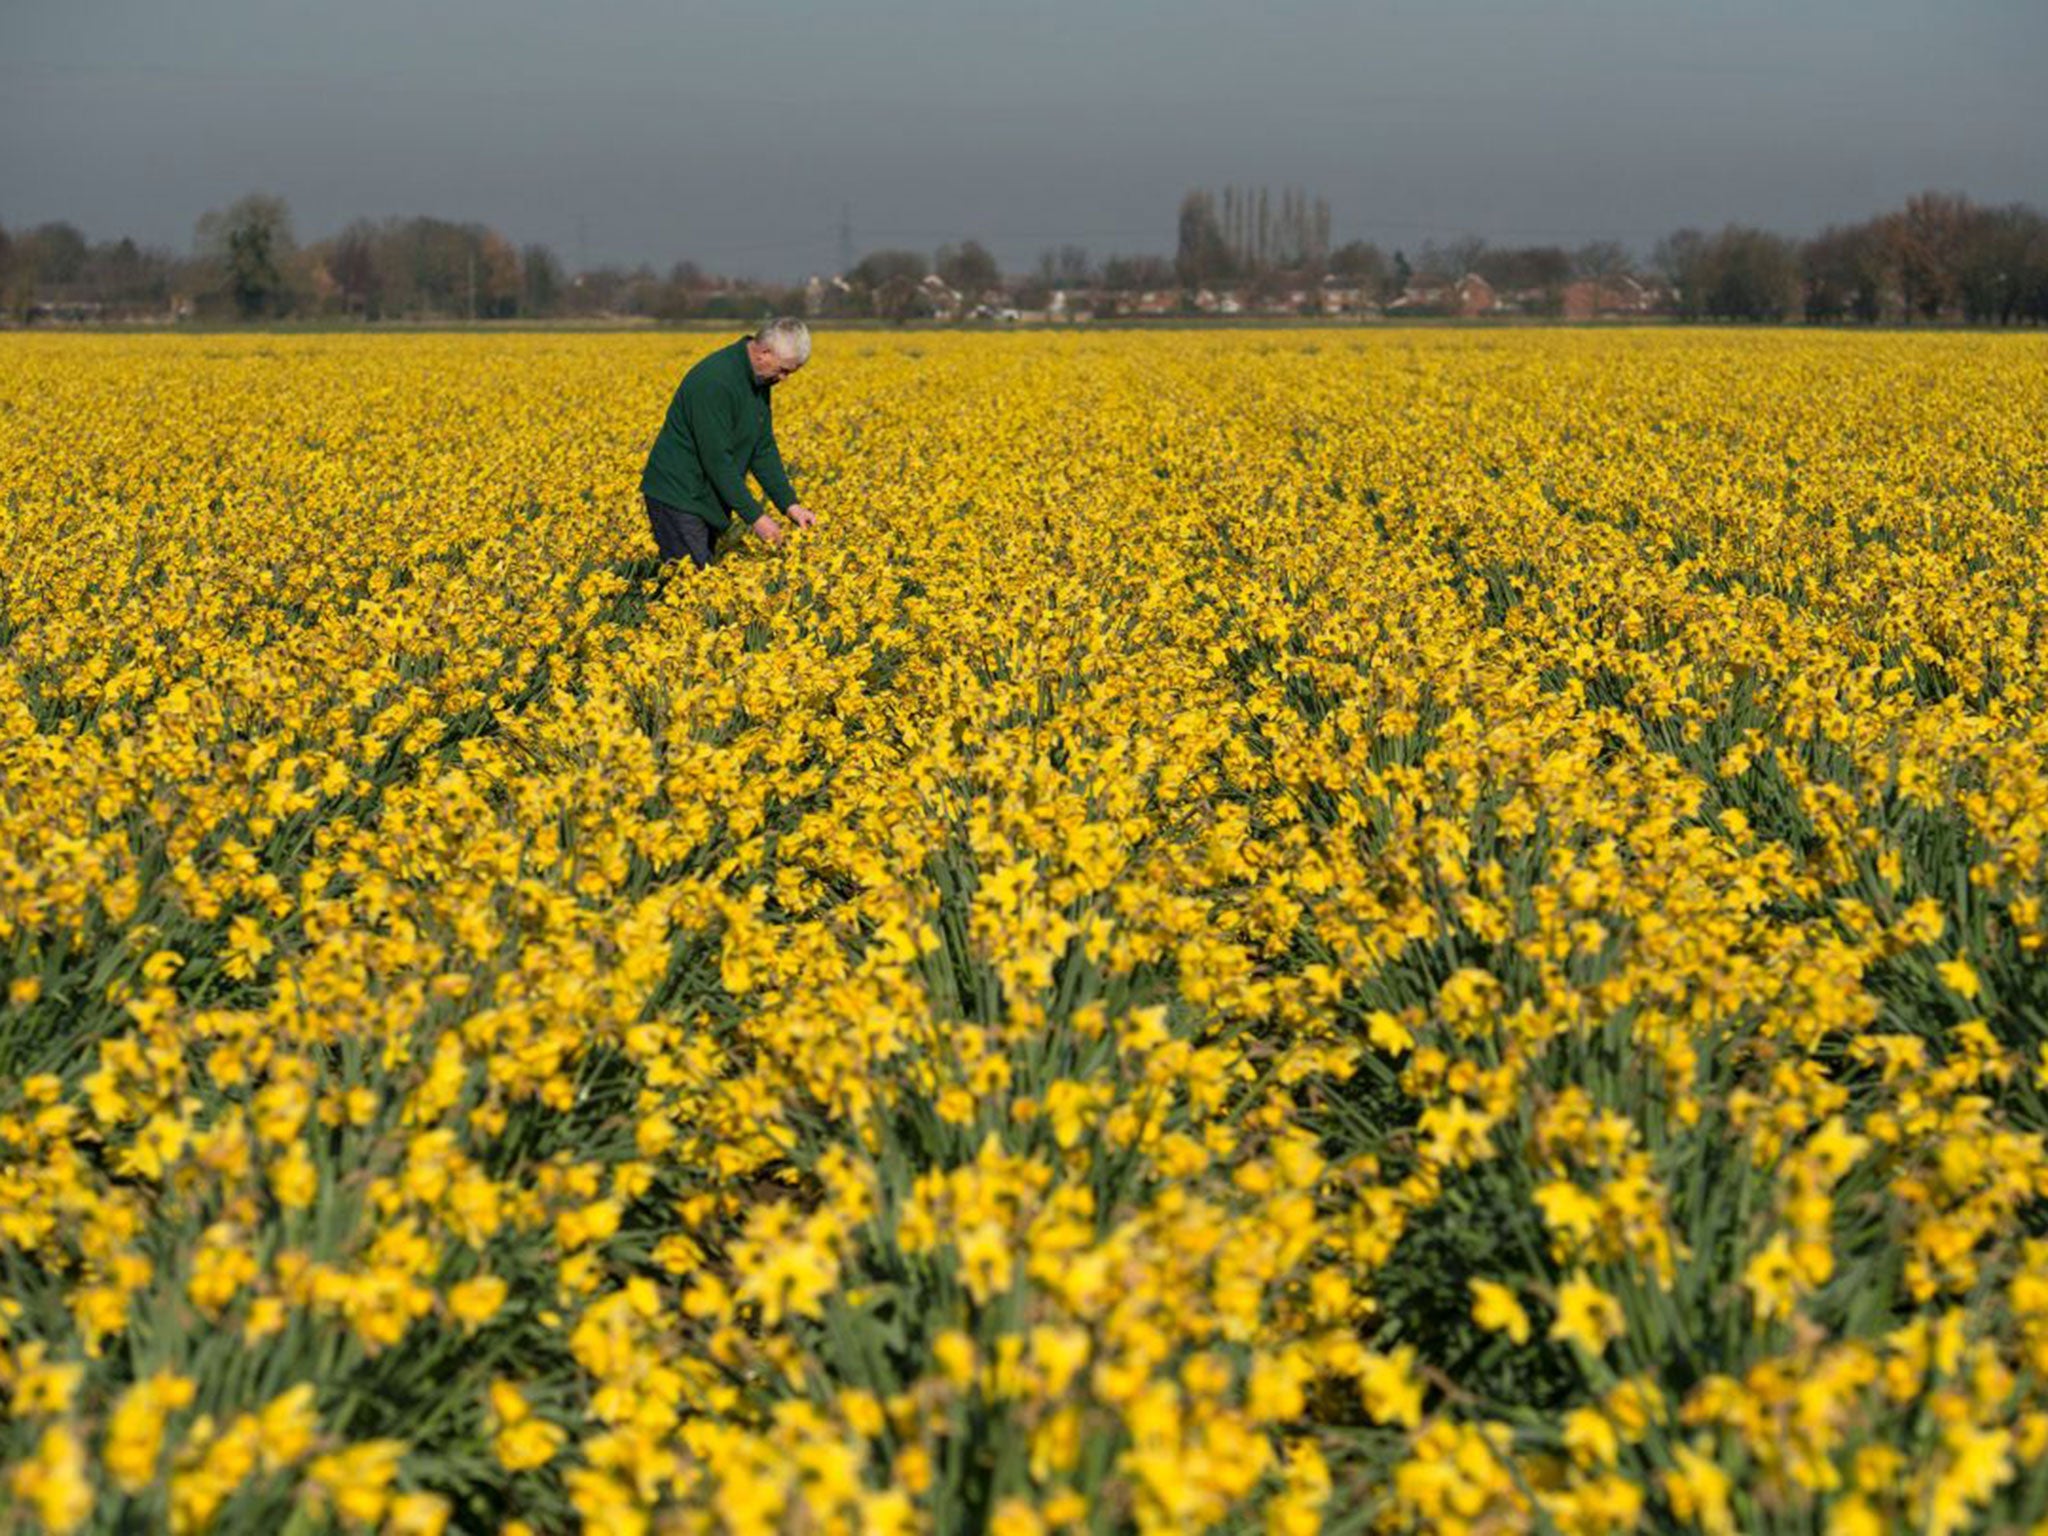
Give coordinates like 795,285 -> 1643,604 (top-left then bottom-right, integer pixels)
747,318 -> 812,384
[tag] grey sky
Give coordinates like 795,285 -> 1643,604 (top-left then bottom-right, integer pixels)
3,0 -> 2043,280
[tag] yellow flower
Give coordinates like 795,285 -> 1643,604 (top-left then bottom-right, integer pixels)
1562,1406 -> 1620,1468
488,1381 -> 565,1472
1356,1347 -> 1425,1428
1469,1279 -> 1532,1344
1744,1234 -> 1805,1323
837,1388 -> 886,1437
989,1499 -> 1045,1536
1935,956 -> 1981,1002
243,1295 -> 289,1344
386,1492 -> 453,1536
1926,1423 -> 2013,1536
494,1417 -> 566,1473
269,1142 -> 319,1210
8,1424 -> 93,1534
223,912 -> 274,978
1826,1494 -> 1885,1536
1661,1443 -> 1735,1536
893,1443 -> 934,1495
6,1345 -> 84,1415
306,1439 -> 405,1526
1030,1325 -> 1092,1397
448,1274 -> 509,1331
1550,1274 -> 1626,1356
257,1383 -> 321,1469
934,1329 -> 977,1390
105,1371 -> 198,1493
1247,1349 -> 1311,1422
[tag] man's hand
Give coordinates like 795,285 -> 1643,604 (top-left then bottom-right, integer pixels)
751,512 -> 784,546
786,503 -> 817,530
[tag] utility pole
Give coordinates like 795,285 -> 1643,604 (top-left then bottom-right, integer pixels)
467,248 -> 476,321
838,202 -> 853,276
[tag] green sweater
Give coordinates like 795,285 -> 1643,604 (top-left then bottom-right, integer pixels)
640,336 -> 799,533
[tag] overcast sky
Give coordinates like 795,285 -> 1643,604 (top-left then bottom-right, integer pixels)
3,0 -> 2043,280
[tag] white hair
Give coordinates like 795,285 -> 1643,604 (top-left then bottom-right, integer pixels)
757,317 -> 812,365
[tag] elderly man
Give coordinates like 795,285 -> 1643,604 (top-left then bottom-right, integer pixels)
641,317 -> 818,568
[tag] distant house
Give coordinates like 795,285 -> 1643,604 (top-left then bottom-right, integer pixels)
1562,274 -> 1661,320
808,274 -> 860,318
1419,273 -> 1496,316
1047,289 -> 1095,323
919,273 -> 963,320
803,274 -> 858,315
1453,273 -> 1497,316
1316,280 -> 1376,315
27,298 -> 111,323
1386,271 -> 1496,316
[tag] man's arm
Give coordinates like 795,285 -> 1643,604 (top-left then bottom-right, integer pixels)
748,397 -> 815,532
680,380 -> 766,524
749,423 -> 799,513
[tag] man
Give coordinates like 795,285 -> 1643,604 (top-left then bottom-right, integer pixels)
641,317 -> 818,568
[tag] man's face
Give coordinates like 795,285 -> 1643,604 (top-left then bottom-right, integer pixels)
749,341 -> 804,385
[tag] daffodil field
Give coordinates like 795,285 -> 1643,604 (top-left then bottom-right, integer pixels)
4,329 -> 2048,1535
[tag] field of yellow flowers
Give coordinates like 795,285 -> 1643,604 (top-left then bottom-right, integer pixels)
3,327 -> 2047,1534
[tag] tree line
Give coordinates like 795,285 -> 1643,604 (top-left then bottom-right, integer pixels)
0,195 -> 814,324
4,187 -> 2046,323
1166,185 -> 2048,323
1658,192 -> 2048,324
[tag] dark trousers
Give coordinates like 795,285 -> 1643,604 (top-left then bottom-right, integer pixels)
645,495 -> 720,569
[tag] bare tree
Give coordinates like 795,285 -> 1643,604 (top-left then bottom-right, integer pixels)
1955,203 -> 2048,325
195,194 -> 297,318
1477,245 -> 1571,313
520,243 -> 563,317
848,249 -> 928,320
17,222 -> 90,305
1175,191 -> 1233,288
327,219 -> 382,317
79,236 -> 175,311
1887,190 -> 1972,321
1653,228 -> 1709,318
1658,225 -> 1796,321
1801,222 -> 1888,322
1572,240 -> 1633,284
1102,253 -> 1174,290
935,240 -> 1000,303
1329,240 -> 1387,290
